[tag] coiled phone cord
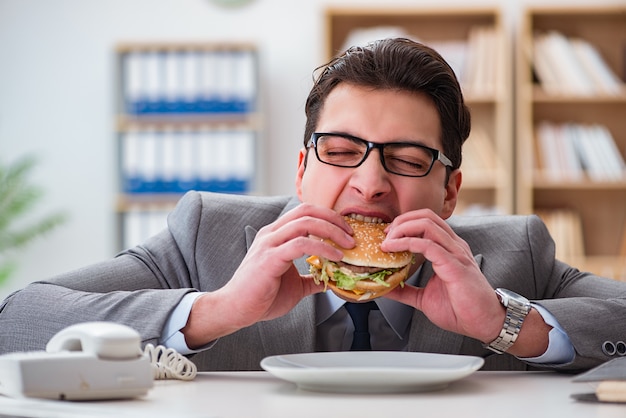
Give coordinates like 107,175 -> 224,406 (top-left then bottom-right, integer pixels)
143,343 -> 197,381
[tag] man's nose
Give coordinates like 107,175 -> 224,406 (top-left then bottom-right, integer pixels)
349,149 -> 392,199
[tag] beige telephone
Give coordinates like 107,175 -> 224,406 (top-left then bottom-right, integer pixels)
0,321 -> 196,400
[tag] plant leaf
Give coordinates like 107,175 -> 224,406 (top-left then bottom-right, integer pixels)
0,155 -> 68,266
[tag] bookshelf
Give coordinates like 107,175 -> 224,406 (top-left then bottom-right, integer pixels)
324,7 -> 514,215
115,42 -> 262,249
516,6 -> 626,279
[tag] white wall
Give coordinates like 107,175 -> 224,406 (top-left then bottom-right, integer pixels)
0,0 -> 622,298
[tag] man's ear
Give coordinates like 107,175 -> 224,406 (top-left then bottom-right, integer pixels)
295,148 -> 307,200
441,169 -> 462,219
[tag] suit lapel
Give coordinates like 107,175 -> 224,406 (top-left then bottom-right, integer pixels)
244,225 -> 257,249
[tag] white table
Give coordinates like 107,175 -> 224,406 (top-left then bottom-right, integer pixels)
0,371 -> 623,418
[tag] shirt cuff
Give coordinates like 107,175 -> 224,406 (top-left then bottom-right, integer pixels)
518,303 -> 575,364
161,292 -> 216,355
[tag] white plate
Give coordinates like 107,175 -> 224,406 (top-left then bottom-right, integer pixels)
260,351 -> 484,393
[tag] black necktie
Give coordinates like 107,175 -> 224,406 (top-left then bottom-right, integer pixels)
344,301 -> 378,351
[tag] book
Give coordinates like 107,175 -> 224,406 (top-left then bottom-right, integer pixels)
144,50 -> 165,113
532,31 -> 623,96
573,357 -> 626,403
570,38 -> 623,95
464,26 -> 498,96
536,122 -> 563,180
164,51 -> 182,112
593,124 -> 626,181
557,124 -> 585,181
120,128 -> 256,195
121,47 -> 258,115
541,31 -> 596,95
531,35 -> 561,95
573,124 -> 625,181
160,129 -> 178,193
122,52 -> 144,113
536,122 -> 625,182
535,122 -> 584,181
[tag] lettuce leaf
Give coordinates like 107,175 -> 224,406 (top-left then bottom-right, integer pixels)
333,269 -> 393,290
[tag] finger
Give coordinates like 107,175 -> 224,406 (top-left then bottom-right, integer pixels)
381,221 -> 447,255
265,218 -> 355,259
272,203 -> 353,235
259,210 -> 354,251
270,235 -> 347,263
383,236 -> 474,279
382,215 -> 469,258
299,273 -> 327,295
384,283 -> 423,310
385,209 -> 454,240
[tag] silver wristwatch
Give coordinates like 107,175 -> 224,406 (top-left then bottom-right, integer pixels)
485,288 -> 531,354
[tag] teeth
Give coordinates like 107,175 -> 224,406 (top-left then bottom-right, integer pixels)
348,213 -> 384,224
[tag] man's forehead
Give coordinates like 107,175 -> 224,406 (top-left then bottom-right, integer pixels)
316,84 -> 442,149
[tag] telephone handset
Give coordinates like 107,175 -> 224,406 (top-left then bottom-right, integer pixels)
46,321 -> 142,360
0,321 -> 196,401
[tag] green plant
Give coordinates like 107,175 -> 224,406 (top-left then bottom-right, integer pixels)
0,154 -> 68,285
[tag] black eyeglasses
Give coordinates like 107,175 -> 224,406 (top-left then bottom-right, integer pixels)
307,132 -> 453,178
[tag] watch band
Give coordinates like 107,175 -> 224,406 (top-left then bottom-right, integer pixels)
485,288 -> 531,354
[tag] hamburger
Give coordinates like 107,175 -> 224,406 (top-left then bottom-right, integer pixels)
306,215 -> 413,302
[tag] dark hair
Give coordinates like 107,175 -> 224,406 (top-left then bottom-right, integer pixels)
304,37 -> 471,170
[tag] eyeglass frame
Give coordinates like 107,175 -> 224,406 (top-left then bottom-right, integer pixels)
306,132 -> 454,178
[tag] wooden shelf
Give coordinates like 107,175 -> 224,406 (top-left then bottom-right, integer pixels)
116,194 -> 183,212
531,87 -> 626,103
532,176 -> 626,190
116,113 -> 262,131
115,42 -> 257,53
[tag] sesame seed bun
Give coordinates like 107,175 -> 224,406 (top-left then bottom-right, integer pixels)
324,217 -> 413,268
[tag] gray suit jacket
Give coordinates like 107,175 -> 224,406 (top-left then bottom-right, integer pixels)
1,191 -> 625,372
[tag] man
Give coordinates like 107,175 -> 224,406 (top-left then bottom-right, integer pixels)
1,38 -> 624,372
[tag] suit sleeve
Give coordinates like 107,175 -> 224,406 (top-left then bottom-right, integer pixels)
525,215 -> 626,371
0,191 -> 207,354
